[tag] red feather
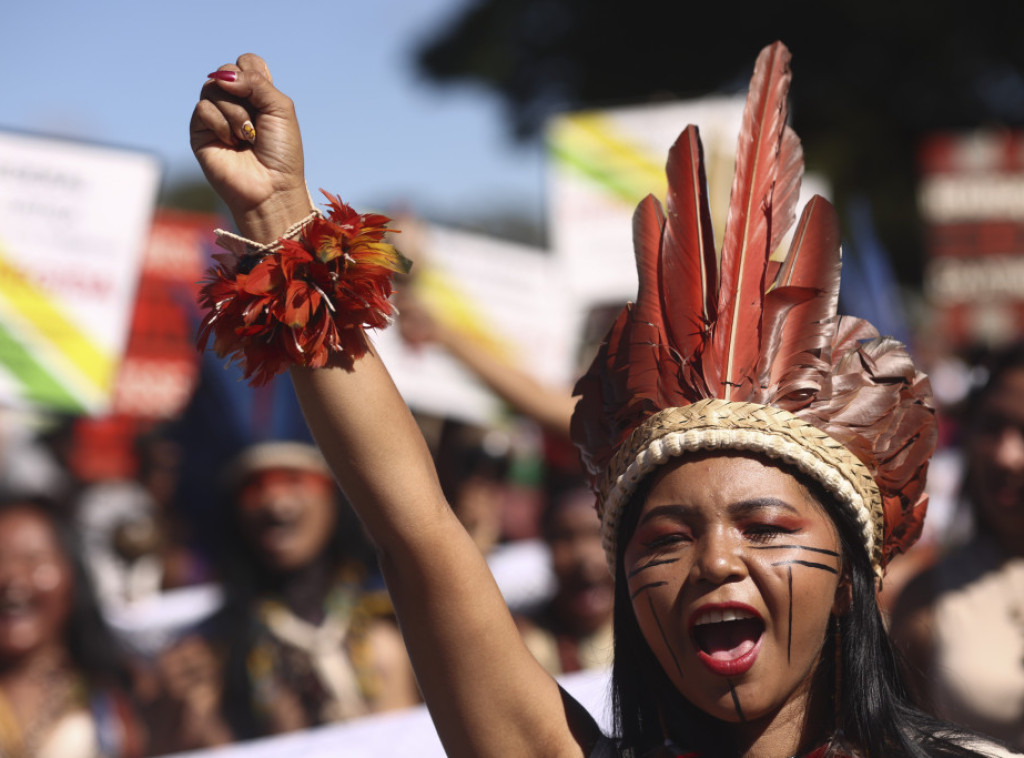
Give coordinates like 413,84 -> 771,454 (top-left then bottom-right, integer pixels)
627,195 -> 675,414
660,126 -> 718,363
757,196 -> 842,408
712,41 -> 795,400
569,40 -> 937,575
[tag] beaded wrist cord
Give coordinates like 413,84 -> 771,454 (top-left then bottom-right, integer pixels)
197,190 -> 411,385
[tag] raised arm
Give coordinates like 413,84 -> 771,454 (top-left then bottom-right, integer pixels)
397,278 -> 576,439
191,54 -> 598,758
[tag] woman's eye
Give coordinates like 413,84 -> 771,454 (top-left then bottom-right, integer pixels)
642,532 -> 689,550
744,523 -> 794,543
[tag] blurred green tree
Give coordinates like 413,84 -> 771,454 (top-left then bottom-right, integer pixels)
417,0 -> 1024,284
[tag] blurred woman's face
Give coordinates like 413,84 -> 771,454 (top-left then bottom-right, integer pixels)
966,366 -> 1024,552
545,490 -> 613,636
237,467 -> 338,572
0,508 -> 74,661
623,454 -> 843,726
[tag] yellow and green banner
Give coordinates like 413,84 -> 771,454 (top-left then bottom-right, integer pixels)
0,131 -> 160,414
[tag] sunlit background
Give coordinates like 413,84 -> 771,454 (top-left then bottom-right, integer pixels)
1,2 -> 1023,755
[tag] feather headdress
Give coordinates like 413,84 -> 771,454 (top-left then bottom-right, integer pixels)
570,42 -> 936,577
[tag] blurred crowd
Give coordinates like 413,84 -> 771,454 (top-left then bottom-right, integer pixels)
0,275 -> 1018,757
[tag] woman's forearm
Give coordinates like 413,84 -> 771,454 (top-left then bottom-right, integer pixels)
289,355 -> 589,758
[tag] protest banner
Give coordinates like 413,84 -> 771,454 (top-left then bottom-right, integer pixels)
0,130 -> 160,413
157,665 -> 612,758
547,96 -> 830,352
919,129 -> 1024,350
112,209 -> 212,420
374,223 -> 575,427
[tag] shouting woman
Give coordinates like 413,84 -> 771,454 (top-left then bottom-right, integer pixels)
190,43 -> 1020,758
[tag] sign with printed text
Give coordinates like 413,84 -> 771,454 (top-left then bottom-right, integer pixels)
919,129 -> 1024,349
0,130 -> 161,413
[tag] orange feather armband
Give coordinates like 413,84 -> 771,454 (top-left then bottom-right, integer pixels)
196,191 -> 411,385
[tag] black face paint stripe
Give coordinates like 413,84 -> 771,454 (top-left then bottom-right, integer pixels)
648,595 -> 684,681
727,678 -> 746,722
787,564 -> 793,663
630,581 -> 668,600
627,556 -> 679,579
750,544 -> 839,557
770,559 -> 838,574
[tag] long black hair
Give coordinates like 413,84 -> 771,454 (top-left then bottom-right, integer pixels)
609,455 -> 998,758
0,495 -> 131,690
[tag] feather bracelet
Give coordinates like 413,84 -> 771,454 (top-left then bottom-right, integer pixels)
196,190 -> 411,386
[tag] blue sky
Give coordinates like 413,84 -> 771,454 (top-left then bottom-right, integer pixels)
1,0 -> 546,226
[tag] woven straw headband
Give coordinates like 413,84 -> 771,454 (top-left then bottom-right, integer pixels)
597,398 -> 885,577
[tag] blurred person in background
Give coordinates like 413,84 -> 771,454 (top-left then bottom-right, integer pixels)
891,341 -> 1024,750
515,477 -> 613,675
0,495 -> 143,758
434,418 -> 514,557
397,259 -> 616,660
144,440 -> 419,754
394,228 -> 578,442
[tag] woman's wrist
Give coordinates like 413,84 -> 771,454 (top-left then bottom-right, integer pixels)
232,184 -> 314,244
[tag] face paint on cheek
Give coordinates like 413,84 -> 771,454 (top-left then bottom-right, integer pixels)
750,544 -> 841,665
647,594 -> 685,682
770,558 -> 839,574
750,543 -> 840,575
630,581 -> 668,600
787,565 -> 793,663
627,557 -> 680,579
627,557 -> 677,600
750,544 -> 839,560
727,678 -> 746,722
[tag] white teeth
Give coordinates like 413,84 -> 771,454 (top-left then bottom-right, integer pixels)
694,607 -> 756,625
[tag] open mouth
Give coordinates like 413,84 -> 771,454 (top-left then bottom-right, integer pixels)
256,521 -> 296,547
691,606 -> 765,676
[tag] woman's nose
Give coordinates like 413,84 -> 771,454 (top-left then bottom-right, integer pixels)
0,560 -> 30,596
690,529 -> 746,585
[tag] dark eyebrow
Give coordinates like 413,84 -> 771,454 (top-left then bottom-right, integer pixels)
636,504 -> 694,528
636,497 -> 799,528
727,498 -> 800,518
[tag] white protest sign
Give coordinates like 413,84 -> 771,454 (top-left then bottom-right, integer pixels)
547,97 -> 829,319
158,666 -> 612,758
547,96 -> 747,308
374,223 -> 576,427
0,130 -> 160,413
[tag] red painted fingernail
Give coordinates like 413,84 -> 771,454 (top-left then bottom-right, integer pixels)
207,70 -> 237,82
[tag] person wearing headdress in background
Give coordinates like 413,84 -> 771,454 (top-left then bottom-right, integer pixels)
190,43 -> 1020,758
396,258 -> 612,669
142,441 -> 419,753
891,342 -> 1024,751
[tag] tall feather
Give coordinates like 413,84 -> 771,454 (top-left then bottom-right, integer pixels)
757,195 -> 842,408
626,194 -> 679,415
572,197 -> 672,480
711,41 -> 797,400
571,40 -> 937,575
571,127 -> 718,480
660,126 -> 718,362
